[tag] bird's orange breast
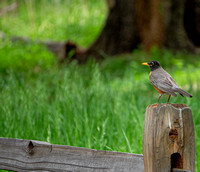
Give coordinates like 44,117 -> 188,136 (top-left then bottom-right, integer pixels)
149,71 -> 165,94
153,85 -> 165,94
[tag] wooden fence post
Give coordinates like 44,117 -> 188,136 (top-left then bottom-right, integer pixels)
143,104 -> 195,172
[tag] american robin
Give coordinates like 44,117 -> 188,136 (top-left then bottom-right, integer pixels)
142,60 -> 192,104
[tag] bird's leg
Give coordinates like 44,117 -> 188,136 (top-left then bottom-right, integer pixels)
167,95 -> 171,104
156,94 -> 162,105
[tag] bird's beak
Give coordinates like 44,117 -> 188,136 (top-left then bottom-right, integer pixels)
142,62 -> 149,66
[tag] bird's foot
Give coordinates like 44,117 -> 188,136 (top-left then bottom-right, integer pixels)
153,102 -> 159,107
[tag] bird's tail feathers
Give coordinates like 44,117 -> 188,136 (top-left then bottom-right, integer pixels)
175,88 -> 192,98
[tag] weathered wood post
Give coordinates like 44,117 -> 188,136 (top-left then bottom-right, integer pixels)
143,104 -> 195,172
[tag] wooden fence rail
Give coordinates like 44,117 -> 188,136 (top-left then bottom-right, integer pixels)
0,138 -> 144,172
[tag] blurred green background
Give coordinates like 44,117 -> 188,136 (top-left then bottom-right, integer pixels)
0,0 -> 200,170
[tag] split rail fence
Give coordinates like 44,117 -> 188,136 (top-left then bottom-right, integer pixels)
0,104 -> 196,171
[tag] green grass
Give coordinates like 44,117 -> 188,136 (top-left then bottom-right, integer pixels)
0,40 -> 55,73
0,0 -> 107,47
0,60 -> 144,153
0,55 -> 200,170
0,0 -> 200,171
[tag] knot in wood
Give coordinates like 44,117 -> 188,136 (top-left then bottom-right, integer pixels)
27,141 -> 35,155
169,129 -> 178,141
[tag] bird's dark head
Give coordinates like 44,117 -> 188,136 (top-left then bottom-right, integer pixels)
142,61 -> 161,71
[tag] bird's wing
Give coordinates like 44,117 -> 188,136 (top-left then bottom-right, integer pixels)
150,70 -> 178,96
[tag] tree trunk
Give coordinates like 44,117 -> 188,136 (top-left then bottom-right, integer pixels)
76,0 -> 140,63
162,0 -> 195,51
137,0 -> 164,50
184,0 -> 200,47
74,0 -> 198,62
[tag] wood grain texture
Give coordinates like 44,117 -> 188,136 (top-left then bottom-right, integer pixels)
143,104 -> 195,172
0,138 -> 144,172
